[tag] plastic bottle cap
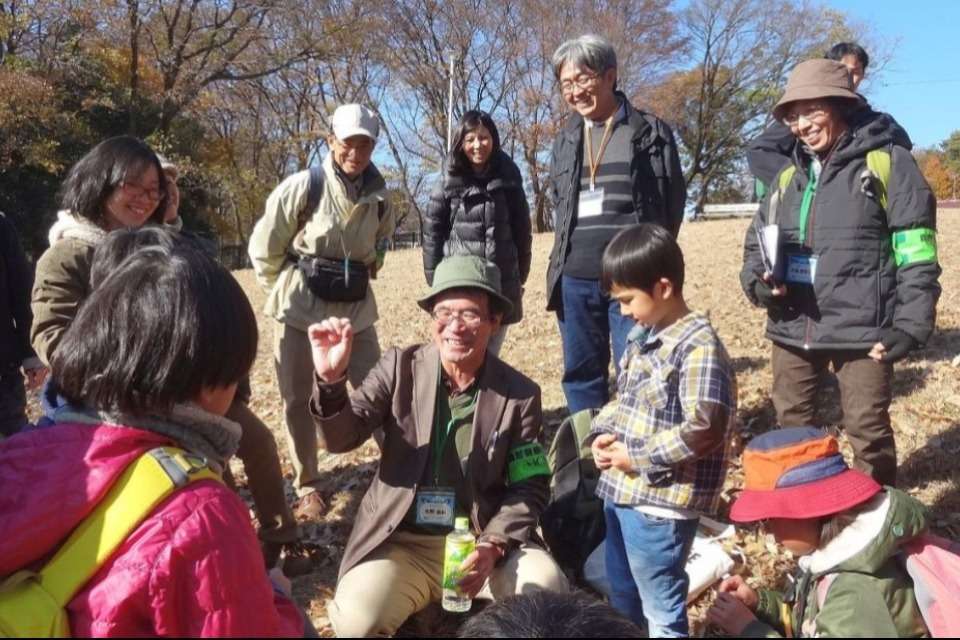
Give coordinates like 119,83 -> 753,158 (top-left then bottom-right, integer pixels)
454,517 -> 470,531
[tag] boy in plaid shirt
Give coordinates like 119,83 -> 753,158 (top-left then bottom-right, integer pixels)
587,224 -> 737,637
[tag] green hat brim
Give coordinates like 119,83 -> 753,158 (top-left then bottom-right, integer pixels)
417,279 -> 513,317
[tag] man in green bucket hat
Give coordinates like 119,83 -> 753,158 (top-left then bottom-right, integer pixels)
307,255 -> 567,636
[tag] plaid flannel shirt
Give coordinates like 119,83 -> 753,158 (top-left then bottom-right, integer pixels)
589,312 -> 737,515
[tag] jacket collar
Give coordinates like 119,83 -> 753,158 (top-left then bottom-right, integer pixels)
48,210 -> 108,247
630,311 -> 708,362
802,492 -> 890,574
411,342 -> 508,452
560,91 -> 653,145
802,489 -> 928,575
323,153 -> 388,201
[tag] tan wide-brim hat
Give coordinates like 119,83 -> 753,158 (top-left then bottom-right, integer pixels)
773,59 -> 863,120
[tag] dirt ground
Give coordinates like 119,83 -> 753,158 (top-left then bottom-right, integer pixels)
227,212 -> 959,636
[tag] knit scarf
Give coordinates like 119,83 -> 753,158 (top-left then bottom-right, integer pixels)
55,403 -> 241,473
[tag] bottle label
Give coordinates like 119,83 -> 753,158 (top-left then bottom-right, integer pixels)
442,539 -> 475,590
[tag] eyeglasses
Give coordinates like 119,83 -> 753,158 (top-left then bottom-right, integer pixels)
559,72 -> 601,95
431,307 -> 486,328
120,182 -> 163,202
782,105 -> 830,127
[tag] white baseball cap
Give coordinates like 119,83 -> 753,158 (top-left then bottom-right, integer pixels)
331,104 -> 379,142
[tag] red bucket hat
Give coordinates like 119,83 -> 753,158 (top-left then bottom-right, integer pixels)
730,426 -> 881,522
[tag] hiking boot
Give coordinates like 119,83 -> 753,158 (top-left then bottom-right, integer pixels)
294,491 -> 327,521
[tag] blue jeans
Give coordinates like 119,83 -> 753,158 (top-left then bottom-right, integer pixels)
557,275 -> 635,414
603,501 -> 698,637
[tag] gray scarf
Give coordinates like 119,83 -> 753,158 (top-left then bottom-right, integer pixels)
55,403 -> 241,473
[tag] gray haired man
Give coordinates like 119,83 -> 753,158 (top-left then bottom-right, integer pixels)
546,34 -> 686,414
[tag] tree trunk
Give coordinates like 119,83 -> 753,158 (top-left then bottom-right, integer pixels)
127,0 -> 141,134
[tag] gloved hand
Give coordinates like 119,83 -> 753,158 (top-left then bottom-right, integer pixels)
752,276 -> 787,308
873,328 -> 917,363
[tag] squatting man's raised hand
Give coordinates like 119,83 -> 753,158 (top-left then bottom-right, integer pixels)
308,317 -> 354,382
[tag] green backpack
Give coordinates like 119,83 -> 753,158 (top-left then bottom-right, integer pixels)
541,409 -> 604,579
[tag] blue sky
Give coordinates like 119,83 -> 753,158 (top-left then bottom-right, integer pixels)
830,0 -> 959,149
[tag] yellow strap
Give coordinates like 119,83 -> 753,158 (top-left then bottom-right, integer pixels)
780,601 -> 794,638
865,148 -> 891,211
765,164 -> 797,226
777,164 -> 797,194
39,447 -> 219,605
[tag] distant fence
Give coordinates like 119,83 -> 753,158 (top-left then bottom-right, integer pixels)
219,229 -> 422,270
699,203 -> 759,220
220,245 -> 250,270
389,231 -> 421,249
938,199 -> 960,209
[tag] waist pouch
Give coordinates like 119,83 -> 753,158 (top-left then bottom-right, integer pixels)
295,255 -> 369,302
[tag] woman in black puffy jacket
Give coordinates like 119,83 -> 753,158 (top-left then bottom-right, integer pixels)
422,111 -> 532,354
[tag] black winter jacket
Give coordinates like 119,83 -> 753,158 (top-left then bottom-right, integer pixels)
546,93 -> 686,311
0,212 -> 38,369
422,150 -> 532,325
747,103 -> 913,190
741,115 -> 940,350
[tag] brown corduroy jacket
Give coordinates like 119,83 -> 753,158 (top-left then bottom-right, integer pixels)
310,342 -> 548,580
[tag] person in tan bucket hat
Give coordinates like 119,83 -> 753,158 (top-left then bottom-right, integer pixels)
739,58 -> 941,488
747,44 -> 912,195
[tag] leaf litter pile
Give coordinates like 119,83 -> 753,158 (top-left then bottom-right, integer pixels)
32,214 -> 957,636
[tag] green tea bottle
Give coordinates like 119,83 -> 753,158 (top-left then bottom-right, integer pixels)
441,516 -> 475,612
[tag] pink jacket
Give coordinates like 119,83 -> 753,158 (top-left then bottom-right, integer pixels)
0,423 -> 305,637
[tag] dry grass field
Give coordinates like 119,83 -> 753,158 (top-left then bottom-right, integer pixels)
230,212 -> 959,636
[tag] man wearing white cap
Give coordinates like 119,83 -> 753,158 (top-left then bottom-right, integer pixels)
249,103 -> 396,519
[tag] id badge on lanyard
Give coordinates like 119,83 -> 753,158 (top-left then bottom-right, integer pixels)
785,253 -> 818,285
415,487 -> 456,527
579,116 -> 615,220
578,188 -> 605,219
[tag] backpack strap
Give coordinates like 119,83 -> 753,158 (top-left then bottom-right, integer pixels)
864,148 -> 891,211
38,447 -> 219,606
765,164 -> 797,226
290,165 -> 325,253
814,572 -> 838,611
298,165 -> 325,235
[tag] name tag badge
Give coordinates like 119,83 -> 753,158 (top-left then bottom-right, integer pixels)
578,188 -> 605,219
415,487 -> 456,527
785,254 -> 817,285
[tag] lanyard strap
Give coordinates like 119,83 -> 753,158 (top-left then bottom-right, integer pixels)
797,162 -> 818,246
585,115 -> 616,191
431,370 -> 478,485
